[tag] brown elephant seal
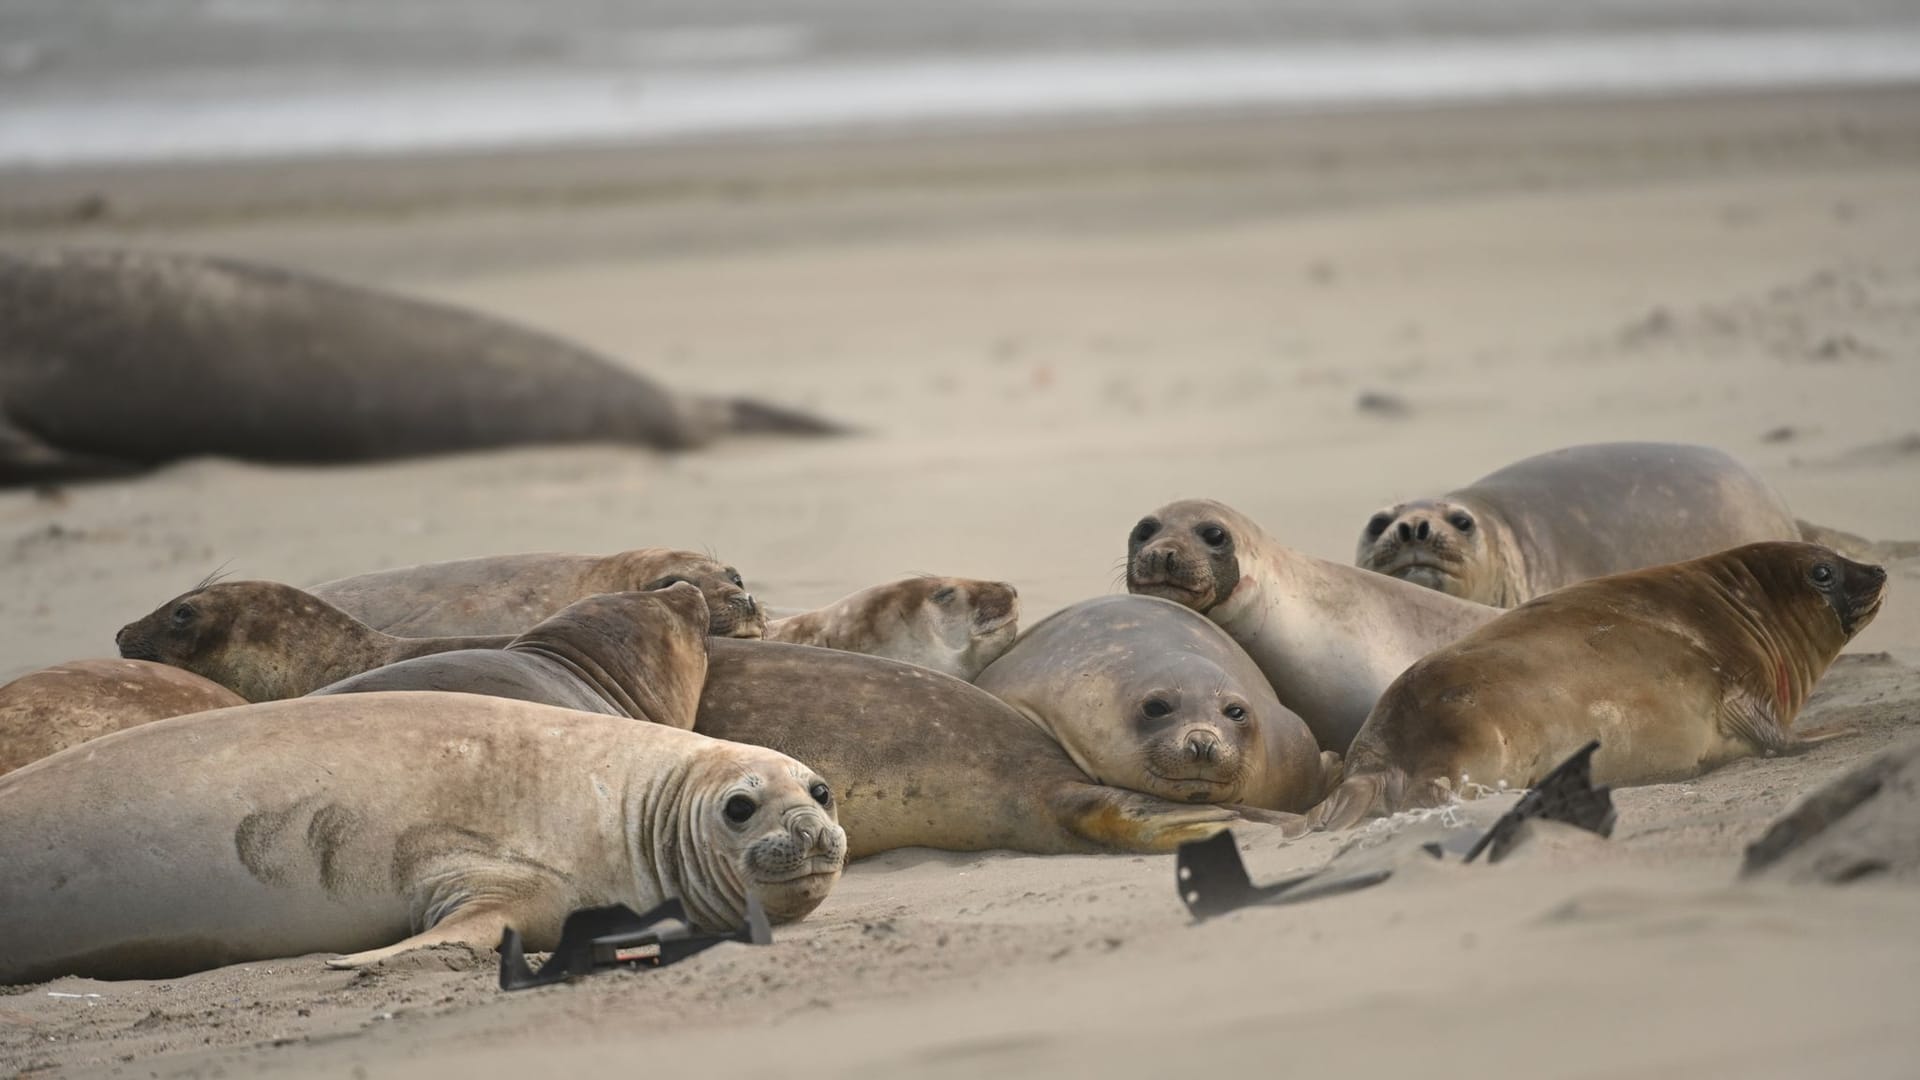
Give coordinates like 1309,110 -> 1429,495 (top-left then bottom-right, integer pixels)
1309,542 -> 1888,830
117,579 -> 510,701
0,248 -> 845,485
0,692 -> 845,984
310,547 -> 764,639
764,576 -> 1020,680
1355,442 -> 1802,606
311,584 -> 710,727
0,659 -> 244,775
1127,498 -> 1497,752
975,595 -> 1338,812
696,639 -> 1244,859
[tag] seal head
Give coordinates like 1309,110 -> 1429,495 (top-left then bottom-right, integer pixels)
1125,501 -> 1244,612
1355,498 -> 1495,600
765,576 -> 1021,680
676,749 -> 848,926
625,553 -> 766,640
116,580 -> 378,701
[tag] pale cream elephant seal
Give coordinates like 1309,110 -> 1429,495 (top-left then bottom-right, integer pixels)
117,579 -> 509,701
1354,441 -> 1802,606
764,576 -> 1020,680
310,547 -> 765,639
311,584 -> 711,726
1127,498 -> 1498,752
1308,542 -> 1888,830
0,693 -> 845,984
975,595 -> 1337,811
0,659 -> 244,775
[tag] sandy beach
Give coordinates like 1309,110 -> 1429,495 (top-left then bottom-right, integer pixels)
2,83 -> 1919,1077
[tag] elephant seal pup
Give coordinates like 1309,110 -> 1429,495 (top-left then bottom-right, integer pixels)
1355,442 -> 1801,606
311,547 -> 764,639
0,659 -> 244,775
976,595 -> 1337,811
1309,542 -> 1888,830
0,692 -> 846,984
311,584 -> 711,727
0,248 -> 844,484
118,579 -> 510,701
697,639 -> 1242,859
1127,498 -> 1497,752
764,576 -> 1020,680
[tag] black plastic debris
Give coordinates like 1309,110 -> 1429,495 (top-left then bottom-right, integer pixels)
1176,739 -> 1617,921
498,895 -> 772,990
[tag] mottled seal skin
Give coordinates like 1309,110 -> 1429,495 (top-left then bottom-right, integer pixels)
0,693 -> 845,984
1355,442 -> 1802,607
976,595 -> 1337,812
0,248 -> 845,484
310,547 -> 765,639
117,580 -> 509,701
764,576 -> 1020,680
311,583 -> 711,728
1309,542 -> 1888,830
1127,498 -> 1497,752
0,659 -> 245,775
696,639 -> 1242,860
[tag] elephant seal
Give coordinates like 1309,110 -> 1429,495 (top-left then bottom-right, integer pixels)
696,639 -> 1243,859
0,692 -> 845,984
117,579 -> 510,701
1309,542 -> 1888,830
976,595 -> 1338,811
0,248 -> 845,484
1127,498 -> 1497,752
764,576 -> 1020,680
311,547 -> 764,639
1355,442 -> 1801,606
311,584 -> 711,727
0,659 -> 244,775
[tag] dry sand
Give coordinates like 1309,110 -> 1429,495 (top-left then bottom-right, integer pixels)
2,86 -> 1919,1078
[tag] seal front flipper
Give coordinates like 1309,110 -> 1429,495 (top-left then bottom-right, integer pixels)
327,905 -> 519,969
1051,784 -> 1236,853
0,407 -> 140,485
1719,687 -> 1850,756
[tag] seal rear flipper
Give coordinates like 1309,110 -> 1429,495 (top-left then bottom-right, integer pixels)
715,396 -> 856,438
1224,804 -> 1314,839
1302,769 -> 1408,832
1052,783 -> 1236,853
0,409 -> 144,486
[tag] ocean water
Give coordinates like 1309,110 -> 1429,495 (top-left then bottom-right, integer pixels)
2,1 -> 1919,167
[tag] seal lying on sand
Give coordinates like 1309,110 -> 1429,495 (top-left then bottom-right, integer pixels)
118,579 -> 509,701
696,640 -> 1242,859
0,692 -> 845,984
0,658 -> 244,775
976,595 -> 1337,811
1355,442 -> 1802,606
1308,542 -> 1888,830
1127,498 -> 1497,752
0,248 -> 845,484
311,547 -> 764,639
311,584 -> 710,727
764,576 -> 1020,680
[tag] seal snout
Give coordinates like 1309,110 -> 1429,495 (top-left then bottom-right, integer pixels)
1184,728 -> 1221,764
971,583 -> 1021,633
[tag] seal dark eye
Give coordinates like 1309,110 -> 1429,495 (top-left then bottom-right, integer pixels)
170,603 -> 196,628
1448,513 -> 1475,533
1366,514 -> 1392,538
1810,563 -> 1835,587
723,795 -> 757,824
645,575 -> 692,591
1131,519 -> 1159,544
727,570 -> 744,588
1198,525 -> 1228,548
931,587 -> 957,605
809,781 -> 832,807
1223,704 -> 1248,723
1142,698 -> 1173,720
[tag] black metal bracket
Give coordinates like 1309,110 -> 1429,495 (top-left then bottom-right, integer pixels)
1177,739 -> 1617,921
498,895 -> 772,990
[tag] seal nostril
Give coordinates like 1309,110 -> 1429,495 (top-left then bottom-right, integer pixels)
1416,520 -> 1431,541
1397,522 -> 1413,542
